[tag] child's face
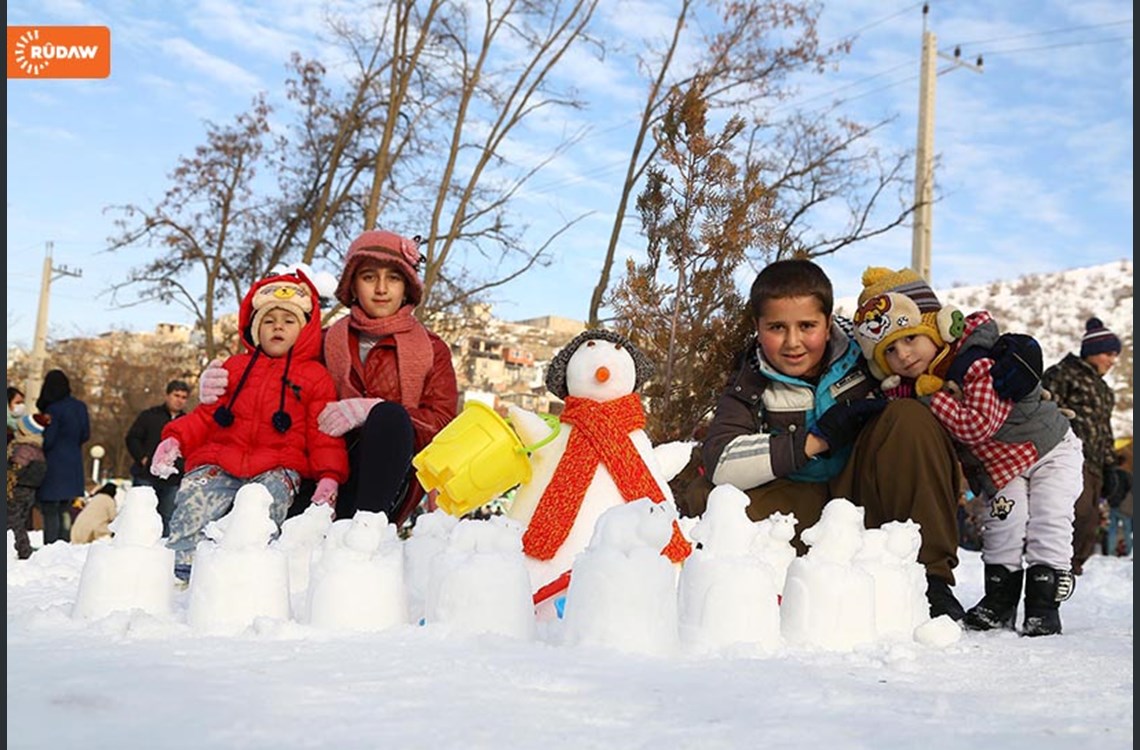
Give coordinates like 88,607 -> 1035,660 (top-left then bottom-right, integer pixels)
353,262 -> 407,319
258,308 -> 303,357
755,296 -> 831,380
883,334 -> 940,379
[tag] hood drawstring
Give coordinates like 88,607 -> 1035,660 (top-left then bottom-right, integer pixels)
214,350 -> 260,428
272,348 -> 298,433
214,346 -> 302,434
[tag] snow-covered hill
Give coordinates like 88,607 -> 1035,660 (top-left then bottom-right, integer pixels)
836,260 -> 1134,438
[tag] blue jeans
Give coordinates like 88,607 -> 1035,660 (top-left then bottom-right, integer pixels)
1106,507 -> 1133,557
166,465 -> 299,569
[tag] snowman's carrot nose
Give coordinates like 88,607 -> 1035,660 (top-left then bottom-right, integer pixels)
594,366 -> 610,383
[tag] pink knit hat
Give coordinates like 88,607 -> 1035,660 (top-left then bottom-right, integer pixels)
335,230 -> 425,307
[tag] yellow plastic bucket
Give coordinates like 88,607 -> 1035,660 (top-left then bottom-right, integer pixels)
413,401 -> 540,517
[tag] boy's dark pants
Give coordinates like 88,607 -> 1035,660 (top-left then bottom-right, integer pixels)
1070,462 -> 1103,575
681,399 -> 961,584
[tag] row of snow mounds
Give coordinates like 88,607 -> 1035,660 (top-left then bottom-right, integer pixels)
67,484 -> 961,652
562,490 -> 959,656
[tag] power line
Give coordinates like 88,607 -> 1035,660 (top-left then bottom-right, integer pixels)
973,35 -> 1134,58
519,10 -> 1133,197
952,18 -> 1132,47
822,1 -> 926,47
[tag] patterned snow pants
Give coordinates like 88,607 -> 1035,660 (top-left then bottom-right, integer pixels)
980,429 -> 1084,571
166,465 -> 300,568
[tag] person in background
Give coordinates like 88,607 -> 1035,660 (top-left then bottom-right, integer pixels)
151,270 -> 349,582
8,413 -> 48,559
125,379 -> 190,536
684,259 -> 967,622
7,386 -> 26,443
71,481 -> 121,544
957,487 -> 984,553
852,266 -> 1082,636
35,369 -> 91,545
199,230 -> 459,528
1103,453 -> 1132,558
1041,317 -> 1121,575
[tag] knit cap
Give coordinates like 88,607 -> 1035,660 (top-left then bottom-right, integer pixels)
1080,317 -> 1122,358
544,329 -> 655,400
335,230 -> 425,308
250,275 -> 314,347
852,266 -> 964,379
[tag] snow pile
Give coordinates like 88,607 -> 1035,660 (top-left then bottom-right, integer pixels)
187,483 -> 289,634
71,485 -> 174,621
424,515 -> 535,640
307,510 -> 408,631
562,498 -> 680,656
678,485 -> 783,653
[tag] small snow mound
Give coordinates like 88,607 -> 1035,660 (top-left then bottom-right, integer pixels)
204,483 -> 279,550
108,486 -> 164,547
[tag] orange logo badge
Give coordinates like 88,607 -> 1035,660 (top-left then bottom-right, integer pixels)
8,26 -> 111,79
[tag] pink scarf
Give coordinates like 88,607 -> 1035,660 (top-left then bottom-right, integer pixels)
324,305 -> 433,410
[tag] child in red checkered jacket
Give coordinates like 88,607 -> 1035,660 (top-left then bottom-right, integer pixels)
851,266 -> 1083,637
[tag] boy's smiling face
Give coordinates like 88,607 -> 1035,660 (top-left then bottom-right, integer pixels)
755,295 -> 831,380
258,308 -> 303,357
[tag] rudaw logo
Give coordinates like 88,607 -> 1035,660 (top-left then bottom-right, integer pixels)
7,26 -> 111,79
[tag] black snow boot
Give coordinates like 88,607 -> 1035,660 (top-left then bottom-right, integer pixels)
926,575 -> 966,622
964,565 -> 1024,631
1021,565 -> 1074,637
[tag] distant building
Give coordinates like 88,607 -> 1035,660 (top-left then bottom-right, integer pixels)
430,304 -> 585,416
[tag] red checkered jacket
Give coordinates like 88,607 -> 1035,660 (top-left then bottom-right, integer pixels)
926,311 -> 1070,497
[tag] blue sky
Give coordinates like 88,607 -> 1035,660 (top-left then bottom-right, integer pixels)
6,0 -> 1133,351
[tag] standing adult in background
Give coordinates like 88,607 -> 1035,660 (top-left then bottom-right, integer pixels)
1103,453 -> 1132,558
35,369 -> 91,545
1041,317 -> 1121,575
125,379 -> 189,535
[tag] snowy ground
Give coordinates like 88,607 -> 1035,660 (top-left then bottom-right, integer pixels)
6,531 -> 1132,750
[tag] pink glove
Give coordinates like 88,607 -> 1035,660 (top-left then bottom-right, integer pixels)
311,477 -> 339,509
151,437 -> 182,479
198,359 -> 229,405
318,398 -> 383,437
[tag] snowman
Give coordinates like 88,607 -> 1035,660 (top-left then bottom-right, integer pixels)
506,329 -> 692,611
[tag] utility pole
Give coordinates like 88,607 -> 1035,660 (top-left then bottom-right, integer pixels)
911,3 -> 983,283
25,241 -> 82,405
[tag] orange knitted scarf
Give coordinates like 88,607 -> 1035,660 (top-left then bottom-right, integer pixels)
521,393 -> 691,563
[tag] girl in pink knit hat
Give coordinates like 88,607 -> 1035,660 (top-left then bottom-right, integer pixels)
316,230 -> 458,526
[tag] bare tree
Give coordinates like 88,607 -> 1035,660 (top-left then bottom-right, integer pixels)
105,0 -> 606,338
332,0 -> 605,316
104,97 -> 275,360
588,0 -> 911,325
743,112 -> 911,262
